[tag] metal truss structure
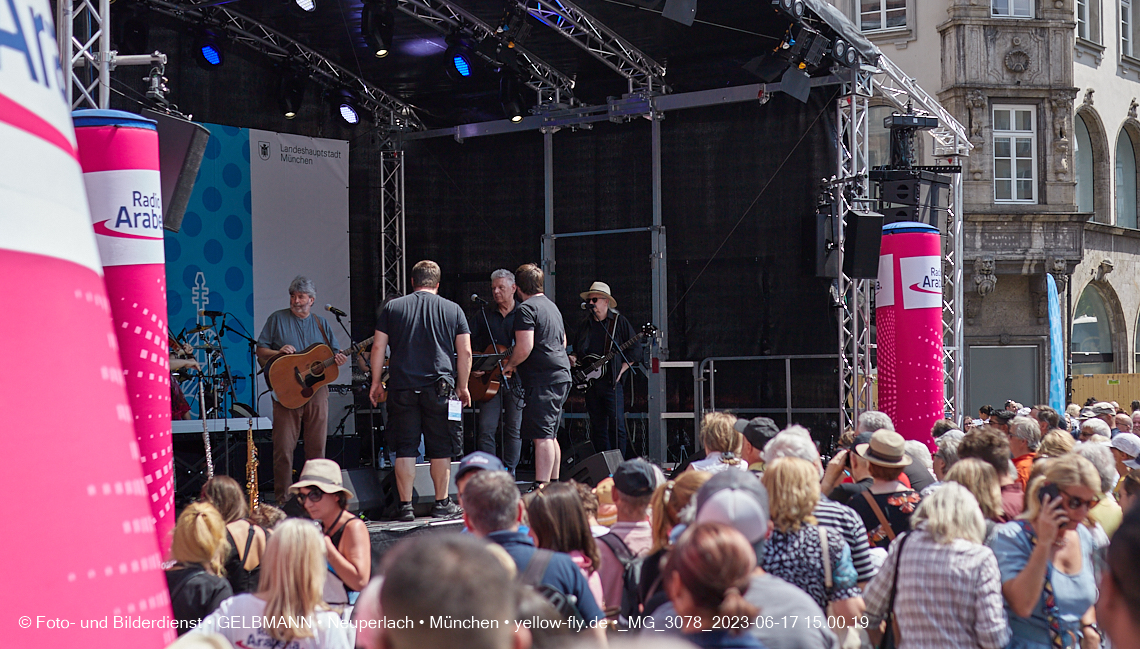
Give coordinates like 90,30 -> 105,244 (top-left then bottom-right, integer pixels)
395,0 -> 577,107
141,0 -> 423,130
59,0 -> 112,108
379,149 -> 407,300
518,0 -> 669,94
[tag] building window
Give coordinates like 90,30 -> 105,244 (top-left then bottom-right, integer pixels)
992,0 -> 1033,17
859,0 -> 907,31
1075,115 -> 1096,213
993,105 -> 1037,203
1116,130 -> 1138,228
1073,285 -> 1115,375
1125,0 -> 1135,57
1077,0 -> 1103,42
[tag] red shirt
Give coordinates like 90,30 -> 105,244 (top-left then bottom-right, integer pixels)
1013,454 -> 1035,490
1000,482 -> 1025,521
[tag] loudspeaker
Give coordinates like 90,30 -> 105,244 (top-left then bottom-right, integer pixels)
842,210 -> 884,279
379,462 -> 460,517
879,180 -> 919,205
807,203 -> 839,278
342,468 -> 385,514
142,109 -> 210,233
562,450 -> 623,487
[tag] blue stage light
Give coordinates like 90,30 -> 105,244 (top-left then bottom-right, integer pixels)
200,43 -> 222,66
452,53 -> 471,77
339,103 -> 360,124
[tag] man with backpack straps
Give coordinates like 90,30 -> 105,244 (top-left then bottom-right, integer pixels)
460,469 -> 607,642
596,459 -> 656,617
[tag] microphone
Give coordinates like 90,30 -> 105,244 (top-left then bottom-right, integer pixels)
199,310 -> 224,318
471,294 -> 489,305
326,304 -> 348,317
580,302 -> 595,310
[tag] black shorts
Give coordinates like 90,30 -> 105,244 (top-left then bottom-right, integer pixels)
520,381 -> 570,441
387,388 -> 463,459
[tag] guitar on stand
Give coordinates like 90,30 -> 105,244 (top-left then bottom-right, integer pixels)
571,323 -> 657,392
262,337 -> 375,409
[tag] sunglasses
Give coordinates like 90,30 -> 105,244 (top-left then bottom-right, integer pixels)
1058,489 -> 1100,510
298,489 -> 326,503
588,297 -> 603,303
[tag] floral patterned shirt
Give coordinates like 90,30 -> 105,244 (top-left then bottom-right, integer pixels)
850,490 -> 922,549
761,523 -> 862,609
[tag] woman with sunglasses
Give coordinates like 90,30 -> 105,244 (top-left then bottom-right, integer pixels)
988,454 -> 1103,649
289,459 -> 370,611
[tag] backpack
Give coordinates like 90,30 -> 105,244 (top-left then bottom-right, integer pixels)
519,548 -> 586,625
596,532 -> 651,626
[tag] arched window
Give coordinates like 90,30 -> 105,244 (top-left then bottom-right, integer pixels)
1116,130 -> 1137,228
1076,115 -> 1095,213
1072,285 -> 1115,374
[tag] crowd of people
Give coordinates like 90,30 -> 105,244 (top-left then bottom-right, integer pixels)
163,402 -> 1140,649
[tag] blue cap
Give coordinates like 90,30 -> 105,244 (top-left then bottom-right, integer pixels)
456,451 -> 505,480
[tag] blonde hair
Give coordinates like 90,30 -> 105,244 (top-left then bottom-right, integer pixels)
650,470 -> 712,553
1020,454 -> 1102,522
945,458 -> 1003,521
1036,429 -> 1075,459
911,483 -> 986,544
170,502 -> 229,576
762,457 -> 819,533
257,519 -> 328,643
700,412 -> 742,460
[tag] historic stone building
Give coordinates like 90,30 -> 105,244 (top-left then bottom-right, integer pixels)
831,0 -> 1140,411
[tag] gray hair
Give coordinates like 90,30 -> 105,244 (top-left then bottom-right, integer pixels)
460,470 -> 520,534
1082,418 -> 1112,438
780,424 -> 813,440
763,431 -> 822,479
288,275 -> 316,298
934,430 -> 965,470
904,440 -> 934,473
1074,442 -> 1119,494
857,410 -> 895,434
490,269 -> 515,284
1010,415 -> 1042,451
911,482 -> 986,544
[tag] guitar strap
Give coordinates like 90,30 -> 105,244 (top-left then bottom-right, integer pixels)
317,317 -> 333,349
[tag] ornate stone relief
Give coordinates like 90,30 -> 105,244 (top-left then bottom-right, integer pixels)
973,255 -> 998,297
1048,257 -> 1069,293
966,90 -> 987,180
1005,50 -> 1031,73
1082,88 -> 1094,107
1095,259 -> 1114,282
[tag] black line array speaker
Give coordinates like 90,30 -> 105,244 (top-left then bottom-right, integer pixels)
378,462 -> 460,517
562,450 -> 623,487
842,210 -> 884,279
142,109 -> 210,233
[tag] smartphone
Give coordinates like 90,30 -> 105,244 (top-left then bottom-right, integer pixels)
1037,482 -> 1061,504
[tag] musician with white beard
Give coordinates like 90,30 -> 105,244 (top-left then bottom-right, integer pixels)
569,281 -> 642,459
256,275 -> 346,505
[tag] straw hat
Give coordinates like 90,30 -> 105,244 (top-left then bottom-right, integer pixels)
854,429 -> 913,468
288,458 -> 353,498
580,281 -> 617,309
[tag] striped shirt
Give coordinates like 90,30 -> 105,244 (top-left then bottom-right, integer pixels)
813,496 -> 876,583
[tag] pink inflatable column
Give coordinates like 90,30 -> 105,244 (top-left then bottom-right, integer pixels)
2,3 -> 174,644
875,222 -> 943,450
74,110 -> 175,554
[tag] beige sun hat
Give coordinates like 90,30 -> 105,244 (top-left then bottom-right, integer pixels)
579,281 -> 617,309
854,429 -> 913,468
288,458 -> 353,498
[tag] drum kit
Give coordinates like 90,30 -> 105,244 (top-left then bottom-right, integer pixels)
171,314 -> 258,419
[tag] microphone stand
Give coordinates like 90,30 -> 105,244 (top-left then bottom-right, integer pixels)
330,310 -> 372,467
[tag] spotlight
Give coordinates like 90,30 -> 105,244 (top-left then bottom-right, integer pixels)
772,0 -> 805,19
362,1 -> 394,58
831,39 -> 859,67
499,76 -> 527,122
278,70 -> 307,119
195,32 -> 224,69
331,88 -> 361,125
292,0 -> 317,13
445,37 -> 476,80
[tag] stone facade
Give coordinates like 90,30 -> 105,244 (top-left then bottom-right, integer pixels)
833,0 -> 1140,409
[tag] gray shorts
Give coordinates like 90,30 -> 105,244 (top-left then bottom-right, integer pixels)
520,381 -> 570,440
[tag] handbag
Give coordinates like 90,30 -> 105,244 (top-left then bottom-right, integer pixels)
877,531 -> 913,649
819,527 -> 861,649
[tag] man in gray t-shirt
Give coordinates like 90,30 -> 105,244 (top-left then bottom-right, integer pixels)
256,276 -> 346,504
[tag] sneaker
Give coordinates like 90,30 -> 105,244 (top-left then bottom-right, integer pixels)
430,498 -> 462,519
394,503 -> 415,522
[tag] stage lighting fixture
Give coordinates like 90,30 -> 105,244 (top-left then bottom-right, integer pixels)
500,76 -> 527,122
293,0 -> 317,13
331,89 -> 361,125
362,1 -> 394,58
279,70 -> 307,119
772,0 -> 805,20
831,38 -> 859,67
195,32 -> 224,69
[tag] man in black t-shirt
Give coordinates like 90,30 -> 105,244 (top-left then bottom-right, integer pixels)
502,264 -> 571,487
469,269 -> 523,476
370,260 -> 472,521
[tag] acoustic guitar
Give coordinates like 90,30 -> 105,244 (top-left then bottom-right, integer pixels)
571,323 -> 656,392
263,336 -> 374,410
468,344 -> 512,403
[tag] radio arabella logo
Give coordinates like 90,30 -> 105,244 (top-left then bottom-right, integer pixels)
258,141 -> 270,160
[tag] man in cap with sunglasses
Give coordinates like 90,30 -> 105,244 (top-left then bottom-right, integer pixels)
570,281 -> 643,459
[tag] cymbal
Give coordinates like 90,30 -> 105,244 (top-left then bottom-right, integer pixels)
186,324 -> 213,335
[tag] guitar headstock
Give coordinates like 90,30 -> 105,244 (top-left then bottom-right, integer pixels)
641,323 -> 658,336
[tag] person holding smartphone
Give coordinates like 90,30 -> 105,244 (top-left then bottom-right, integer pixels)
988,454 -> 1103,649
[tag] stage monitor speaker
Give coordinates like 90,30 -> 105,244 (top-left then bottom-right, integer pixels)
842,210 -> 884,279
142,109 -> 209,233
343,468 -> 385,514
379,462 -> 460,517
562,450 -> 623,487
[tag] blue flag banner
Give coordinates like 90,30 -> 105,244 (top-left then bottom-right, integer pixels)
1047,274 -> 1065,413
